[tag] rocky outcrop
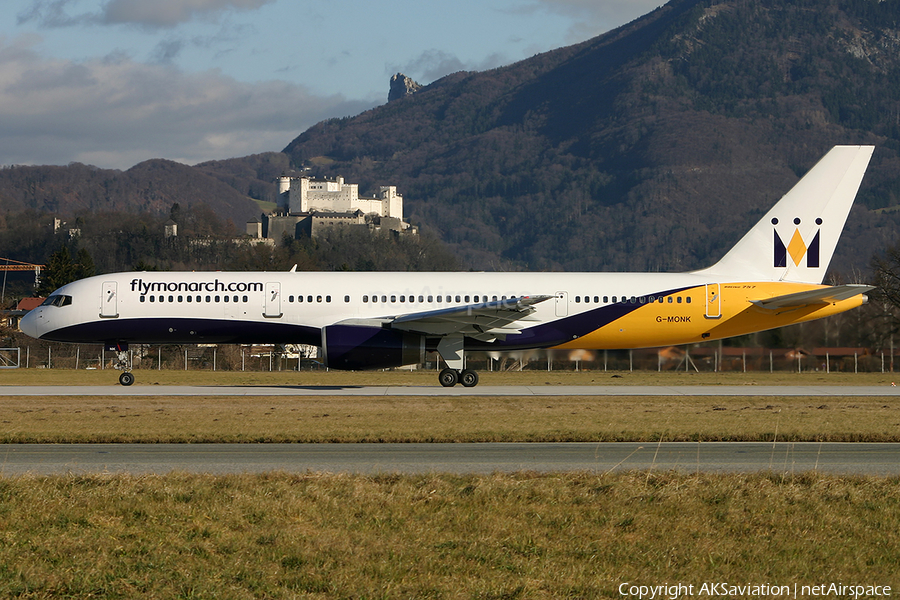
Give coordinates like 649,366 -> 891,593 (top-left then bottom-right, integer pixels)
388,73 -> 422,102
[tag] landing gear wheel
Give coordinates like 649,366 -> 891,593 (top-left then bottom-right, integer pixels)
119,372 -> 135,386
439,368 -> 459,387
460,369 -> 479,388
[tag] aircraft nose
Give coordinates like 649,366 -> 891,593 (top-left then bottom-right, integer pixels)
19,307 -> 44,339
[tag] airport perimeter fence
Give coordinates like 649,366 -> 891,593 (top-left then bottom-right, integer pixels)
2,342 -> 898,374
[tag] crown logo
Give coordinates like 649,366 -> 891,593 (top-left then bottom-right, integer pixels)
773,217 -> 820,268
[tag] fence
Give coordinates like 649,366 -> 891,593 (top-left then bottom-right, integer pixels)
2,343 -> 896,373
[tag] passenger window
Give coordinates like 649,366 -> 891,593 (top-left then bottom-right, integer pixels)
214,295 -> 220,302
344,295 -> 350,303
465,295 -> 470,302
140,296 -> 146,303
206,296 -> 211,303
400,295 -> 406,302
289,295 -> 294,302
242,296 -> 248,303
363,295 -> 368,303
427,295 -> 433,302
382,295 -> 387,302
224,296 -> 229,303
611,296 -> 617,303
575,296 -> 580,303
667,297 -> 673,303
391,295 -> 396,302
603,296 -> 609,303
677,297 -> 682,304
686,297 -> 691,304
455,295 -> 461,302
307,296 -> 313,303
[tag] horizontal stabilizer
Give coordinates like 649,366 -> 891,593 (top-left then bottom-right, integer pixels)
751,284 -> 874,310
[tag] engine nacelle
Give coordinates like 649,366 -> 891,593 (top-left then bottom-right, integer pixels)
322,325 -> 424,371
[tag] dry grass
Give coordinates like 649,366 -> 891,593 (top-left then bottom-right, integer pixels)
0,471 -> 897,598
1,393 -> 898,444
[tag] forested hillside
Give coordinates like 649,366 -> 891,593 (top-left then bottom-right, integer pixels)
0,160 -> 260,231
4,0 -> 900,276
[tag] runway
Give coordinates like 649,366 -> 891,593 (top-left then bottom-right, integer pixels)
2,442 -> 899,476
3,384 -> 900,396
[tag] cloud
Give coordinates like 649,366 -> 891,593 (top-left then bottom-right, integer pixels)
526,0 -> 666,42
389,49 -> 510,85
0,37 -> 377,169
102,0 -> 275,28
18,0 -> 276,29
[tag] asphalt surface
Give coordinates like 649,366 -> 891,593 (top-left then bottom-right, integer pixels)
2,442 -> 899,476
4,384 -> 900,396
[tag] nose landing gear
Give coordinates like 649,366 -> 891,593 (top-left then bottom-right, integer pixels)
107,342 -> 134,386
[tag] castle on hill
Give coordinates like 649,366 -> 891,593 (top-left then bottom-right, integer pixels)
249,174 -> 416,241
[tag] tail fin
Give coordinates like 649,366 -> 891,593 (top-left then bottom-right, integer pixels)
695,145 -> 874,284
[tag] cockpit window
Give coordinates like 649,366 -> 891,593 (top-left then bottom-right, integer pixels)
41,295 -> 73,307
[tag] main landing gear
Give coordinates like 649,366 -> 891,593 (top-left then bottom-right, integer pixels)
435,335 -> 480,387
439,368 -> 479,388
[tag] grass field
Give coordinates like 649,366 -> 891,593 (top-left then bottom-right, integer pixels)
2,393 -> 899,444
0,471 -> 897,598
2,369 -> 898,596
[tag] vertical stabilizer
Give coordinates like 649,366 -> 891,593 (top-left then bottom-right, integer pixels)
695,145 -> 874,284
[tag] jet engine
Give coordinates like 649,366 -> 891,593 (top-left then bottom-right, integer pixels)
322,324 -> 425,371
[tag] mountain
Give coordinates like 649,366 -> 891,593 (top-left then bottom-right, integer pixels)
4,0 -> 900,276
0,159 -> 260,230
278,0 -> 900,274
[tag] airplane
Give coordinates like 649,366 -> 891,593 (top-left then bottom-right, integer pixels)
21,145 -> 876,387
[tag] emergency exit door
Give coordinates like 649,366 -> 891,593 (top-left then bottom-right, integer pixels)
264,282 -> 282,318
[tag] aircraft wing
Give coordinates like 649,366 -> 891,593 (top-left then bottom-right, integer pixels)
335,295 -> 553,342
751,284 -> 875,310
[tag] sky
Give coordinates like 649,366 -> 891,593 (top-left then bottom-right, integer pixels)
1,0 -> 664,170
